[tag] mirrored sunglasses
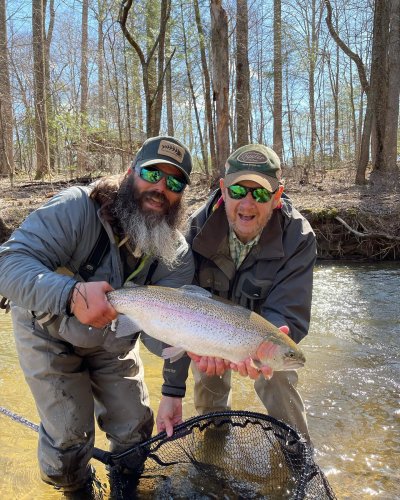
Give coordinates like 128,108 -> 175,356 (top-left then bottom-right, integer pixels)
137,166 -> 187,193
227,184 -> 275,203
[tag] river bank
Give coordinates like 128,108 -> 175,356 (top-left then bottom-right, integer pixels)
1,165 -> 399,260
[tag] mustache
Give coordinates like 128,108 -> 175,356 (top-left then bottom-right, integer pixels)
140,190 -> 169,209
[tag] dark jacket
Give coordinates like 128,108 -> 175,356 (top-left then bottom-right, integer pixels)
186,191 -> 316,344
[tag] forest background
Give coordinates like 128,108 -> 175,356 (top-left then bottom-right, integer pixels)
0,0 -> 399,259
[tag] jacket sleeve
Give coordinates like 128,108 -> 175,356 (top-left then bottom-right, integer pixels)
0,187 -> 92,315
260,216 -> 317,344
148,234 -> 195,397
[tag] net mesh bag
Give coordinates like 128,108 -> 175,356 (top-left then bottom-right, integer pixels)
115,410 -> 336,499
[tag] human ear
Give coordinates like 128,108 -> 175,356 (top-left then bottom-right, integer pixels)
272,185 -> 284,209
219,178 -> 226,201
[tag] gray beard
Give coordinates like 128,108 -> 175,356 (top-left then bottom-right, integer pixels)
112,177 -> 186,269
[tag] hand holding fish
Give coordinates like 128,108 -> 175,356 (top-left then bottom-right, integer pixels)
69,281 -> 118,328
188,326 -> 290,380
187,354 -> 231,376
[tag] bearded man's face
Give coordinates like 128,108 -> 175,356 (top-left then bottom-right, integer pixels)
112,170 -> 187,268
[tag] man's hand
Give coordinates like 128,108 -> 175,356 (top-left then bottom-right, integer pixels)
69,281 -> 117,328
156,396 -> 183,437
188,325 -> 290,380
187,353 -> 230,376
230,325 -> 290,380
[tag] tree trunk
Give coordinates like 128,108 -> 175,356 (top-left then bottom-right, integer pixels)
0,0 -> 14,180
43,0 -> 55,172
180,2 -> 208,175
324,0 -> 371,183
194,0 -> 216,172
152,0 -> 169,136
165,23 -> 174,136
211,0 -> 230,183
273,0 -> 283,159
32,0 -> 50,179
382,0 -> 400,172
123,37 -> 133,152
308,0 -> 318,170
119,0 -> 171,138
97,1 -> 105,123
77,0 -> 89,174
235,0 -> 250,148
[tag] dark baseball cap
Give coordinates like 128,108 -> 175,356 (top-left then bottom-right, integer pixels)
224,144 -> 281,192
133,136 -> 193,184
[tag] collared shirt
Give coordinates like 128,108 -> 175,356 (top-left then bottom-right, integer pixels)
228,229 -> 261,268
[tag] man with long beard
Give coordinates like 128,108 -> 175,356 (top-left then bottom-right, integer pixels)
0,136 -> 194,495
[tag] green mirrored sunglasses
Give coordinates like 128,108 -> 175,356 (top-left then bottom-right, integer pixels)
227,184 -> 275,203
137,166 -> 187,193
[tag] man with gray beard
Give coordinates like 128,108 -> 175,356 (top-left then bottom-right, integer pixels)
0,136 -> 194,495
111,169 -> 186,269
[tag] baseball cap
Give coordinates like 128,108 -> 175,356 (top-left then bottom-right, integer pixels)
224,144 -> 281,192
133,136 -> 193,184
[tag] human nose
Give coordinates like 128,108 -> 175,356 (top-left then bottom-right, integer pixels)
153,175 -> 168,191
239,191 -> 256,206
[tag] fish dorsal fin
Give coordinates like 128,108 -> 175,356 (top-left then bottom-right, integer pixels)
123,282 -> 141,289
180,285 -> 247,311
179,285 -> 213,298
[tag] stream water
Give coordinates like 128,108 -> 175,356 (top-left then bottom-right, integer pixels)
0,262 -> 399,499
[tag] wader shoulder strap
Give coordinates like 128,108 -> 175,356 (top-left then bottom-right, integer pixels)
144,259 -> 159,285
78,227 -> 110,281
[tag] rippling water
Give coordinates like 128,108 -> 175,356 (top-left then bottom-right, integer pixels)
0,263 -> 399,498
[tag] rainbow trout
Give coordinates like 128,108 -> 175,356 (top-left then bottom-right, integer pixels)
107,285 -> 305,371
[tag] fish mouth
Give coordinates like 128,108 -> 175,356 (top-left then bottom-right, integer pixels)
282,359 -> 305,370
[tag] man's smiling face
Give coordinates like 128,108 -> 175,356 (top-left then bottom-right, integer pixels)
220,178 -> 283,243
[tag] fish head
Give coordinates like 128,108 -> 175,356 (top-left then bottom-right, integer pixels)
256,339 -> 306,371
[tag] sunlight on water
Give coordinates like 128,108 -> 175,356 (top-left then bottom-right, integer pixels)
0,263 -> 399,498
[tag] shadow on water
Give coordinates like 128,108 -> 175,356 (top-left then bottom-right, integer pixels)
0,262 -> 399,498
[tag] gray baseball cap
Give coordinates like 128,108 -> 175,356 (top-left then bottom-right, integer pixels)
224,144 -> 281,191
133,136 -> 193,184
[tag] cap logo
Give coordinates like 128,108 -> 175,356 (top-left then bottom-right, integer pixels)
237,151 -> 268,164
158,140 -> 184,164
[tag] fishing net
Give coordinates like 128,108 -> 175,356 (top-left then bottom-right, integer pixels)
113,410 -> 336,499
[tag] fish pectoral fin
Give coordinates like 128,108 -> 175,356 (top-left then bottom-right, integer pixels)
161,346 -> 187,363
114,314 -> 142,338
250,359 -> 262,370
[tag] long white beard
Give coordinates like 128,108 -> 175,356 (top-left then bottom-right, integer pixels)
122,208 -> 182,268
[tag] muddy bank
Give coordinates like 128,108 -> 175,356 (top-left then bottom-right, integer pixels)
1,169 -> 399,261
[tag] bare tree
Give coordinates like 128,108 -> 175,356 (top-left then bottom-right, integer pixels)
194,0 -> 216,171
32,0 -> 50,179
77,0 -> 89,173
180,2 -> 208,175
211,0 -> 230,182
235,0 -> 250,148
96,0 -> 106,124
0,0 -> 14,181
325,0 -> 399,184
372,0 -> 400,176
165,21 -> 174,136
273,0 -> 283,159
119,0 -> 173,137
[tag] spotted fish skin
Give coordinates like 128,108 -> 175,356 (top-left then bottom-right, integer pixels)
107,285 -> 305,370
